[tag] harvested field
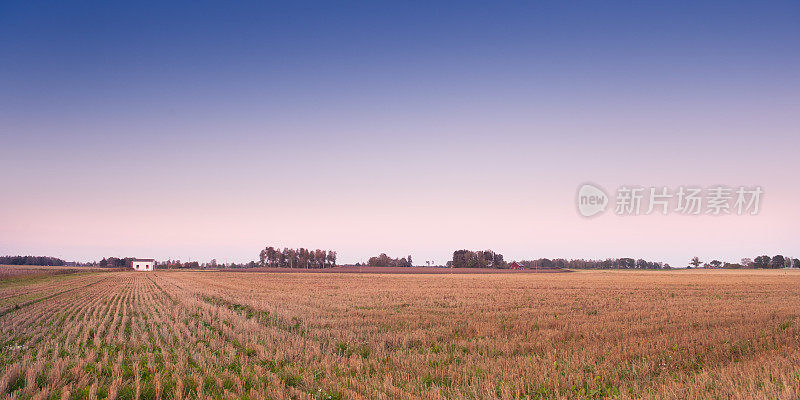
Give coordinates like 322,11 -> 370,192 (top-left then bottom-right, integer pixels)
1,269 -> 799,399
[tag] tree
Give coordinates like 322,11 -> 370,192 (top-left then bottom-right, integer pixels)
287,248 -> 296,268
770,255 -> 786,269
709,260 -> 722,268
689,257 -> 702,268
753,255 -> 771,268
452,250 -> 468,268
493,253 -> 506,268
316,250 -> 324,268
407,255 -> 413,266
266,247 -> 277,267
300,248 -> 309,269
740,258 -> 753,268
327,251 -> 337,267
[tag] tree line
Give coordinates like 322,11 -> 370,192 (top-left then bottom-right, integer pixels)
83,257 -> 258,269
0,255 -> 65,266
259,246 -> 337,268
690,255 -> 798,269
6,251 -> 798,271
366,253 -> 412,267
518,258 -> 669,269
155,259 -> 260,269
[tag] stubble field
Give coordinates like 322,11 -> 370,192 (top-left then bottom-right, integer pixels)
1,268 -> 799,399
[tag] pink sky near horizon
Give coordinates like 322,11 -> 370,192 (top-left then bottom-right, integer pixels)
2,118 -> 798,266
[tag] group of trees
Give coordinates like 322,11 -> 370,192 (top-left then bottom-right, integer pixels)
445,255 -> 668,270
143,259 -> 258,269
514,258 -> 669,269
97,257 -> 134,268
690,255 -> 798,269
259,246 -> 337,269
367,253 -> 412,267
82,257 -> 259,269
160,260 -> 200,269
0,255 -> 65,266
448,250 -> 506,268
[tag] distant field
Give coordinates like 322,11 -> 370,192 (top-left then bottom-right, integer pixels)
1,269 -> 799,399
0,265 -> 90,280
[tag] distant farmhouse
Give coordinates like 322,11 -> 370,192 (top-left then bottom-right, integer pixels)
132,259 -> 155,271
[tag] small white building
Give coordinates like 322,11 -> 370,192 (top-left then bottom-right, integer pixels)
132,259 -> 155,271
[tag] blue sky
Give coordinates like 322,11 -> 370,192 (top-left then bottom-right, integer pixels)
1,1 -> 799,265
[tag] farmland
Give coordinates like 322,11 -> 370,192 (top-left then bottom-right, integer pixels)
1,268 -> 799,399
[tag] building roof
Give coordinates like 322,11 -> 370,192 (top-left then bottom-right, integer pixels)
132,258 -> 155,262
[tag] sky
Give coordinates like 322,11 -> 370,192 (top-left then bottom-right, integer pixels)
1,1 -> 799,266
